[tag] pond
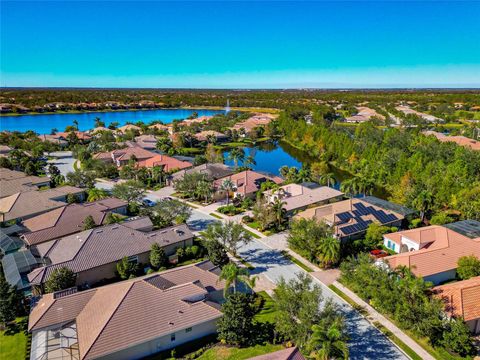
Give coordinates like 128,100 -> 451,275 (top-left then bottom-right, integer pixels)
0,108 -> 224,133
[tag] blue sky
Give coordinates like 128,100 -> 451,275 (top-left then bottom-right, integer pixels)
1,1 -> 479,88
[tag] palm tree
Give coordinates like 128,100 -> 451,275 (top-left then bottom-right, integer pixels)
73,119 -> 79,131
217,263 -> 249,296
243,155 -> 256,170
220,179 -> 235,205
196,181 -> 213,204
279,165 -> 290,179
412,190 -> 433,222
317,236 -> 341,268
320,173 -> 336,187
87,188 -> 109,202
227,148 -> 245,169
340,178 -> 358,198
308,319 -> 349,360
271,198 -> 286,229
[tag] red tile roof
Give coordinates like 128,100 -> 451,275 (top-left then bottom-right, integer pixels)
214,170 -> 283,196
432,276 -> 480,321
136,154 -> 192,172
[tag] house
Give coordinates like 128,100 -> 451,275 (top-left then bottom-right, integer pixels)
89,126 -> 112,134
21,198 -> 128,246
93,144 -> 157,167
194,130 -> 228,143
1,249 -> 39,291
37,134 -> 69,147
395,105 -> 443,122
232,113 -> 276,134
381,220 -> 480,285
344,107 -> 385,123
0,186 -> 85,224
214,170 -> 283,199
170,163 -> 234,185
295,196 -> 414,241
134,134 -> 158,150
148,123 -> 172,134
117,124 -> 141,133
422,131 -> 480,151
249,347 -> 305,360
432,276 -> 480,334
28,261 -> 224,360
27,220 -> 194,292
182,115 -> 213,126
264,183 -> 344,215
0,168 -> 51,198
136,154 -> 192,172
0,144 -> 12,157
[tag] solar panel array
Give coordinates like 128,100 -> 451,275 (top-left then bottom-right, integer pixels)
337,202 -> 400,236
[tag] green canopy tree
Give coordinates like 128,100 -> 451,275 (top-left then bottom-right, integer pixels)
44,267 -> 76,293
150,243 -> 168,270
203,221 -> 252,257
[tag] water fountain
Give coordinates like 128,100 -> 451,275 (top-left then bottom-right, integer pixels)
225,99 -> 230,114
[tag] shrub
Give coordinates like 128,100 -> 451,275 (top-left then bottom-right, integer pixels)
242,215 -> 254,223
409,218 -> 422,229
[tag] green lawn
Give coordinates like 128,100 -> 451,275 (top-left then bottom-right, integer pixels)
197,343 -> 284,360
254,291 -> 277,323
0,319 -> 28,360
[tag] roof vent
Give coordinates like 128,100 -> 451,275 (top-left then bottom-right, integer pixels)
168,321 -> 174,325
178,310 -> 183,314
95,230 -> 103,234
112,226 -> 119,230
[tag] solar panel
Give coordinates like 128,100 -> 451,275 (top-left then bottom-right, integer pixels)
337,212 -> 353,222
354,202 -> 371,215
352,210 -> 363,217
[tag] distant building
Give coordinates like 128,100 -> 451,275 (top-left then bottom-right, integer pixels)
422,131 -> 480,151
28,261 -> 225,360
344,107 -> 386,123
194,130 -> 228,143
395,105 -> 443,122
295,196 -> 414,241
381,220 -> 480,284
134,134 -> 158,150
432,276 -> 480,334
136,154 -> 192,172
93,143 -> 157,167
232,113 -> 276,134
170,163 -> 234,185
27,220 -> 194,292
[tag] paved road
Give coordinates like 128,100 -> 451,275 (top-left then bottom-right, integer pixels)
237,238 -> 408,360
46,151 -> 75,176
181,209 -> 407,359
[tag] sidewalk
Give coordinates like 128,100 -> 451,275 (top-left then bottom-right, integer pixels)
333,281 -> 435,360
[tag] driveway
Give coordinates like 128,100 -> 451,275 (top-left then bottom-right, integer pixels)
237,238 -> 408,360
46,151 -> 75,176
186,209 -> 220,233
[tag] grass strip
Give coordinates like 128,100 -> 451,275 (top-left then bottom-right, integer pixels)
280,251 -> 313,272
209,212 -> 223,219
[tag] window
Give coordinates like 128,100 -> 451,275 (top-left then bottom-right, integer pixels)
171,333 -> 176,342
127,255 -> 138,264
185,327 -> 192,333
387,240 -> 391,249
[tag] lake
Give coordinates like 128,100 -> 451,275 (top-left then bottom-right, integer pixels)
0,108 -> 224,133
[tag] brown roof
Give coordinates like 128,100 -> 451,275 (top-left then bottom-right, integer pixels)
0,186 -> 84,222
117,124 -> 141,132
94,144 -> 157,164
432,276 -> 480,321
232,113 -> 276,132
214,170 -> 283,196
194,130 -> 228,142
21,198 -> 127,246
28,261 -> 224,360
295,197 -> 407,237
136,154 -> 192,172
0,168 -> 50,198
383,223 -> 480,278
249,347 -> 305,360
28,222 -> 193,285
265,184 -> 343,212
134,134 -> 158,149
171,163 -> 234,183
345,106 -> 385,123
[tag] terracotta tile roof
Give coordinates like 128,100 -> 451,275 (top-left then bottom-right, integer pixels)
28,261 -> 224,360
194,130 -> 228,142
232,113 -> 276,132
383,222 -> 480,278
148,123 -> 170,131
345,106 -> 385,123
432,276 -> 480,321
27,223 -> 193,286
54,131 -> 92,141
21,198 -> 127,245
423,131 -> 480,151
214,170 -> 283,196
94,144 -> 157,164
249,347 -> 305,360
0,186 -> 84,222
136,154 -> 192,172
182,116 -> 213,126
134,134 -> 158,149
